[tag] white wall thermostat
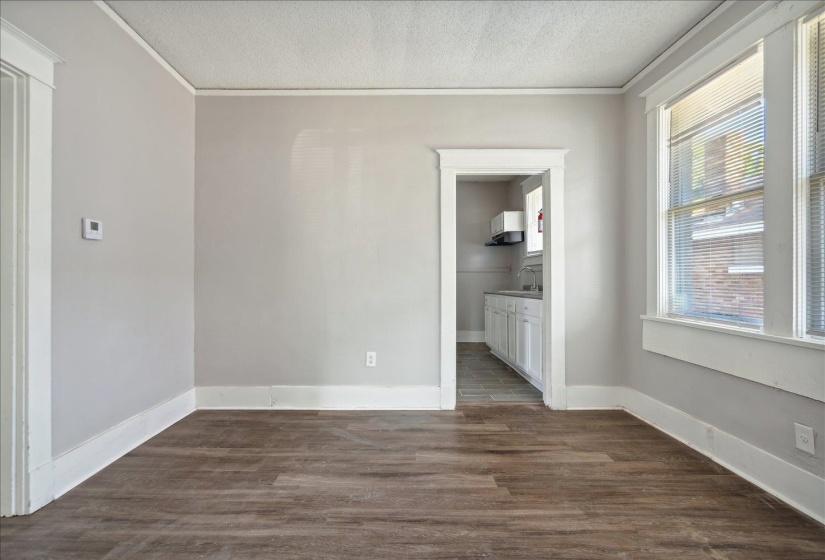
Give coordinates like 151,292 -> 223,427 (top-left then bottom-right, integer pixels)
82,218 -> 103,240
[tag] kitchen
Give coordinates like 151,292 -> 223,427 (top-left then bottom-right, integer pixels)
456,174 -> 545,403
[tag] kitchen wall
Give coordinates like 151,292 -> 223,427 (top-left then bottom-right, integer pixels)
195,94 -> 624,389
456,180 -> 512,336
621,0 -> 825,478
1,1 -> 195,455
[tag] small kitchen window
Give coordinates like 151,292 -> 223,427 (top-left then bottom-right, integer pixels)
524,183 -> 543,256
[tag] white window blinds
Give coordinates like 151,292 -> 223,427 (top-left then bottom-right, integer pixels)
807,15 -> 825,337
525,186 -> 543,254
664,48 -> 765,327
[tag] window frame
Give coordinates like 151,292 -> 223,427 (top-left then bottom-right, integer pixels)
522,177 -> 544,258
640,0 -> 824,403
657,46 -> 766,330
797,8 -> 825,341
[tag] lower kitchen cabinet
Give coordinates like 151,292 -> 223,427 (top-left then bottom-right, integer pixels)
485,294 -> 543,389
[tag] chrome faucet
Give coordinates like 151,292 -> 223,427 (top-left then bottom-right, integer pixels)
518,266 -> 539,291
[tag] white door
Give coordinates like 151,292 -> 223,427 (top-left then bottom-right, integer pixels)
515,314 -> 528,371
507,312 -> 516,362
526,316 -> 543,381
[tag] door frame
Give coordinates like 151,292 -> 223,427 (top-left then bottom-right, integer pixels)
437,149 -> 568,410
0,19 -> 61,516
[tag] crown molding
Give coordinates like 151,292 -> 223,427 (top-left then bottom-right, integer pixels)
93,0 -> 195,95
195,87 -> 622,96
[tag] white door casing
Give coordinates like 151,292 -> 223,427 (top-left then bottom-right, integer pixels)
438,149 -> 568,410
0,18 -> 61,516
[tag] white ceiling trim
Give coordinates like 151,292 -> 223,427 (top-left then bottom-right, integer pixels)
620,0 -> 743,93
92,0 -> 195,94
196,88 -> 623,97
94,0 -> 737,98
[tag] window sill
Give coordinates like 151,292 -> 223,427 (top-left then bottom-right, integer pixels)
641,315 -> 824,402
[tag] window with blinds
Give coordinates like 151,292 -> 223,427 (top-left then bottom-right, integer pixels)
664,48 -> 765,327
806,15 -> 825,337
525,185 -> 543,255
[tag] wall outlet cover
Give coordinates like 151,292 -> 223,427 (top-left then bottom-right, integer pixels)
794,422 -> 815,455
366,352 -> 376,367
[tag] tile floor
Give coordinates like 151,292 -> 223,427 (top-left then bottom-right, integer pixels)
456,342 -> 543,403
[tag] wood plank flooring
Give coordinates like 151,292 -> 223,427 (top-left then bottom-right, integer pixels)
457,342 -> 542,403
1,407 -> 823,559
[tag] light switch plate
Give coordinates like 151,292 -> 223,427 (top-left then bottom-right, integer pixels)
794,422 -> 815,455
82,218 -> 102,240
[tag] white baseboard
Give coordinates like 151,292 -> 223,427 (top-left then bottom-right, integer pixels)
196,385 -> 442,410
50,389 -> 195,500
457,331 -> 485,343
566,386 -> 623,409
621,387 -> 825,524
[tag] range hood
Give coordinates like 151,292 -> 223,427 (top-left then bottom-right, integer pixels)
486,211 -> 524,246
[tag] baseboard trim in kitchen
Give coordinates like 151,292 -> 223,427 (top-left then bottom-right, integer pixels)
566,386 -> 623,409
196,385 -> 442,410
457,331 -> 485,342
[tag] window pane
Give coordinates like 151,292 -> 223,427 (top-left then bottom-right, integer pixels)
669,195 -> 764,325
664,49 -> 764,327
807,15 -> 825,336
525,186 -> 543,254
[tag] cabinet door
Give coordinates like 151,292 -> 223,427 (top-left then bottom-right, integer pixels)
526,316 -> 543,381
484,306 -> 492,348
496,312 -> 508,355
515,314 -> 529,371
507,312 -> 516,362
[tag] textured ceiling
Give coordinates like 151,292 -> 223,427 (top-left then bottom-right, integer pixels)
105,0 -> 722,90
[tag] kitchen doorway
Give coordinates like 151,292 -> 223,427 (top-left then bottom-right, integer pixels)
437,149 -> 568,411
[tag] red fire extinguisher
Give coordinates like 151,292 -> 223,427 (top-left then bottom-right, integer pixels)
538,208 -> 543,233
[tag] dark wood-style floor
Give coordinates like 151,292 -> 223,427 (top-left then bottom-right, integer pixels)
1,407 -> 822,559
457,342 -> 543,403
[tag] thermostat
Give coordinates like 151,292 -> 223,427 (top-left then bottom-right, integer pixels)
82,218 -> 103,240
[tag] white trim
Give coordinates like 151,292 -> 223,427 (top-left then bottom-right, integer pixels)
0,20 -> 62,88
621,0 -> 741,93
196,386 -> 441,410
0,24 -> 58,516
50,389 -> 195,500
196,88 -> 622,96
92,1 -> 196,95
565,386 -> 623,410
642,1 -> 819,112
622,387 -> 825,524
438,149 -> 568,411
457,331 -> 485,343
642,316 -> 825,402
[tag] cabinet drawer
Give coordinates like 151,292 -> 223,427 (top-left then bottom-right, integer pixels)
519,298 -> 542,318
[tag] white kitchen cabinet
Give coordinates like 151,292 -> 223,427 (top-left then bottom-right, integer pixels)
484,306 -> 492,347
507,312 -> 516,362
525,315 -> 543,381
484,294 -> 543,391
515,314 -> 529,371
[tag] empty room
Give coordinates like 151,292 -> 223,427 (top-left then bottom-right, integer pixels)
0,0 -> 823,558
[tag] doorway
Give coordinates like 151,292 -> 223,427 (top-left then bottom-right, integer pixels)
437,149 -> 568,411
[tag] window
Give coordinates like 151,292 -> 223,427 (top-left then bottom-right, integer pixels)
663,48 -> 765,328
525,184 -> 543,255
805,14 -> 825,338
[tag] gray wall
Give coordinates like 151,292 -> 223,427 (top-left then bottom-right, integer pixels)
456,180 -> 512,332
195,94 -> 624,388
620,0 -> 825,477
1,1 -> 195,455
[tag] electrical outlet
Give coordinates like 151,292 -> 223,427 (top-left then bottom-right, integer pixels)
366,351 -> 376,367
794,422 -> 815,455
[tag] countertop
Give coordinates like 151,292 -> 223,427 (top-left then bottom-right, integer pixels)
484,290 -> 543,300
